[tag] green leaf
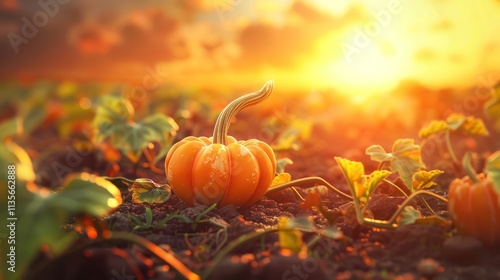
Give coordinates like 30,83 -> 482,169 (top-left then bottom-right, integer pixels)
92,96 -> 179,163
92,96 -> 134,134
485,151 -> 500,195
366,139 -> 425,191
365,145 -> 392,162
50,174 -> 123,216
397,206 -> 421,226
110,114 -> 179,163
278,217 -> 304,253
412,170 -> 444,192
0,106 -> 47,140
130,178 -> 172,204
16,172 -> 122,277
174,214 -> 194,224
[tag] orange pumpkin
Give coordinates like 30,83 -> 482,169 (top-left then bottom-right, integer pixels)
448,173 -> 500,246
165,81 -> 276,207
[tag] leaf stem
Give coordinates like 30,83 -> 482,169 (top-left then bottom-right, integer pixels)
212,81 -> 274,145
202,228 -> 292,280
142,147 -> 164,174
445,131 -> 459,163
419,196 -> 437,216
382,179 -> 409,197
266,176 -> 353,200
354,190 -> 448,229
463,152 -> 480,183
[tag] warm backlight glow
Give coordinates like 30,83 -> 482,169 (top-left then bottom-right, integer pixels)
3,0 -> 500,104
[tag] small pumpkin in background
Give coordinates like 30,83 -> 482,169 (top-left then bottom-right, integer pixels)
165,81 -> 276,207
448,152 -> 500,247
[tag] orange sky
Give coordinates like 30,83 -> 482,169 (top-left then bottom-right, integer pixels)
1,0 -> 500,100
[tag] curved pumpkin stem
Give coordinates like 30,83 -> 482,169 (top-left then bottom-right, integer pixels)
213,80 -> 274,145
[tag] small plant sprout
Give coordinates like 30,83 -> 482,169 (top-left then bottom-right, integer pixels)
335,157 -> 448,229
418,113 -> 489,167
448,151 -> 500,246
129,207 -> 179,231
202,216 -> 342,280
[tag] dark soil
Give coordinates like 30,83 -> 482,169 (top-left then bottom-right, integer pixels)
23,97 -> 500,280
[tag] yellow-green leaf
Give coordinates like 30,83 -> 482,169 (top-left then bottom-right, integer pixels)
418,120 -> 448,139
270,172 -> 291,188
130,178 -> 172,204
412,170 -> 444,192
486,151 -> 500,195
459,115 -> 489,136
419,114 -> 489,138
278,217 -> 304,253
334,157 -> 366,200
445,113 -> 488,136
362,170 -> 391,203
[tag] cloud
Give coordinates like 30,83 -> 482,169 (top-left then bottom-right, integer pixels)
1,0 -> 500,94
0,3 -> 240,81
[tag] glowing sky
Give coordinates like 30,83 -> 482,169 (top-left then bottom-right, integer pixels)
1,0 -> 500,98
